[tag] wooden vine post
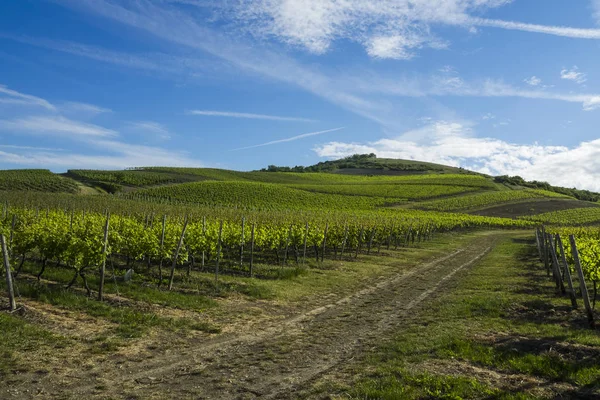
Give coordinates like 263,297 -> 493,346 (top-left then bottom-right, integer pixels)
97,213 -> 111,301
534,227 -> 543,261
340,225 -> 348,260
201,216 -> 206,269
249,223 -> 255,277
283,224 -> 292,265
547,234 -> 566,294
240,217 -> 245,268
302,222 -> 308,265
542,226 -> 550,276
215,221 -> 223,285
321,223 -> 328,263
355,227 -> 364,259
1,234 -> 16,311
157,215 -> 167,286
168,216 -> 189,291
367,226 -> 376,255
568,235 -> 595,328
555,234 -> 578,309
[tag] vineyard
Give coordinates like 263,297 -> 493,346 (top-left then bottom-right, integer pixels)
543,226 -> 600,306
288,183 -> 481,199
0,170 -> 79,193
67,169 -> 201,188
96,168 -> 497,187
523,207 -> 600,225
417,188 -> 570,212
0,199 -> 536,294
2,161 -> 600,399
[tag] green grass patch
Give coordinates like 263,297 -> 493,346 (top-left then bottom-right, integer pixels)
0,312 -> 68,376
343,233 -> 600,399
17,282 -> 220,338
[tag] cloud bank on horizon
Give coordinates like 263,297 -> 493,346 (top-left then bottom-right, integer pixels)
1,1 -> 600,189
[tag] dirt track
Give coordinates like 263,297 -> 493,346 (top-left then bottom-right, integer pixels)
7,233 -> 501,399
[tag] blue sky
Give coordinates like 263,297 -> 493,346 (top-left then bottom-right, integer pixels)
2,1 -> 600,190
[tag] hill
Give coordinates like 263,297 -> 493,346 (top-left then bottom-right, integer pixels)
259,153 -> 476,175
1,155 -> 600,223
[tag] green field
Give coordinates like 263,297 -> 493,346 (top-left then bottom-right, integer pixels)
0,169 -> 79,193
417,188 -> 571,212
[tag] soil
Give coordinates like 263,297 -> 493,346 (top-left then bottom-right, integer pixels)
1,233 -> 505,399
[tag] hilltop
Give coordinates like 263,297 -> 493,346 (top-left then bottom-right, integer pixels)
260,153 -> 477,175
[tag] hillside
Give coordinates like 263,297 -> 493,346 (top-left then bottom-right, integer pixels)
1,157 -> 600,222
259,153 -> 477,175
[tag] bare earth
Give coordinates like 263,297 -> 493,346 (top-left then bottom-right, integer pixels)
7,233 -> 501,399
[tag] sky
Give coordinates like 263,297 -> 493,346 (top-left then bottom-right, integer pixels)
2,1 -> 600,190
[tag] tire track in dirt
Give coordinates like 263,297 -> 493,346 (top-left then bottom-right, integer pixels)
49,232 -> 500,399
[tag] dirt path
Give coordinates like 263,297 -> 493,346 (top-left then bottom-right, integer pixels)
18,233 -> 501,399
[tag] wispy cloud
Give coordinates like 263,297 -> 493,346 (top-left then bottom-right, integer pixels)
345,73 -> 600,111
0,34 -> 225,79
229,0 -> 503,57
0,137 -> 200,170
0,144 -> 65,151
0,84 -> 56,110
127,121 -> 171,140
0,115 -> 117,137
60,101 -> 112,115
188,110 -> 317,122
560,66 -> 587,84
524,76 -> 542,86
0,142 -> 200,170
314,120 -> 600,191
231,127 -> 344,151
470,17 -> 600,39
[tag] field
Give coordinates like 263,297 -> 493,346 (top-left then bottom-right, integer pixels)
0,170 -> 79,193
1,158 -> 600,399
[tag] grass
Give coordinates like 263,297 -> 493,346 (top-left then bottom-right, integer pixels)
327,232 -> 600,399
17,282 -> 220,338
0,312 -> 68,376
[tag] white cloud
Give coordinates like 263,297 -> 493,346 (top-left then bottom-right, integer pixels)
0,141 -> 200,170
188,110 -> 316,122
0,116 -> 117,138
560,66 -> 587,84
0,86 -> 202,170
524,76 -> 542,86
0,145 -> 65,151
313,120 -> 600,191
366,33 -> 446,60
346,73 -> 600,111
232,0 -> 504,58
482,113 -> 495,120
60,101 -> 112,115
470,17 -> 600,39
232,127 -> 344,151
127,121 -> 172,140
0,84 -> 56,110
